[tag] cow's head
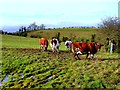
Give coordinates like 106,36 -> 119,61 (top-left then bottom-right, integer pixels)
75,43 -> 84,55
65,41 -> 72,48
53,39 -> 57,46
75,48 -> 83,54
95,42 -> 103,51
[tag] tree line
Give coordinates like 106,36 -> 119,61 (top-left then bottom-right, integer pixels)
1,17 -> 119,49
0,22 -> 46,36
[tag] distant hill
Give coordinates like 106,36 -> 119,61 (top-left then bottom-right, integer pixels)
27,28 -> 105,43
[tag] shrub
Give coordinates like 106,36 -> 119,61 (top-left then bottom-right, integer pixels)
62,37 -> 69,42
81,38 -> 85,42
86,39 -> 90,42
91,34 -> 96,42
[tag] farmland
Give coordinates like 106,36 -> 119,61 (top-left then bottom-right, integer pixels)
1,28 -> 120,89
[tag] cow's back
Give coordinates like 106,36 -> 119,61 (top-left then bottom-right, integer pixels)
40,38 -> 48,47
72,42 -> 97,54
50,38 -> 60,53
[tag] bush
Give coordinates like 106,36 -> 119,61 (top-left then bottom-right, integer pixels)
98,17 -> 120,52
81,38 -> 85,42
30,34 -> 41,38
91,34 -> 96,42
21,32 -> 27,37
86,39 -> 90,42
62,37 -> 69,42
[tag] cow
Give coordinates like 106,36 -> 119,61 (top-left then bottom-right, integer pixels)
65,40 -> 72,52
72,42 -> 98,60
50,38 -> 60,53
40,38 -> 48,51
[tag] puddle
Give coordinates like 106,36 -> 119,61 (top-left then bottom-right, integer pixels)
11,74 -> 17,82
47,76 -> 52,81
20,73 -> 35,79
0,74 -> 52,86
0,75 -> 10,86
20,73 -> 24,79
31,75 -> 35,79
45,76 -> 53,84
0,73 -> 25,87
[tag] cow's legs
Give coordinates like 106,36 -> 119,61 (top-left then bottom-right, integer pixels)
45,47 -> 47,51
55,46 -> 59,53
91,54 -> 94,60
52,48 -> 55,53
73,53 -> 81,60
76,54 -> 81,60
86,53 -> 89,59
56,48 -> 59,53
73,54 -> 77,60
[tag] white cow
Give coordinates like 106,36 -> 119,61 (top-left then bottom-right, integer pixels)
50,38 -> 60,53
65,40 -> 72,52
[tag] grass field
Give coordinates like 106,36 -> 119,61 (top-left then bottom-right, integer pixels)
1,31 -> 120,89
2,35 -> 69,50
2,35 -> 40,48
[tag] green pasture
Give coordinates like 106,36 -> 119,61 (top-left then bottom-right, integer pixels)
2,35 -> 40,48
2,35 -> 68,50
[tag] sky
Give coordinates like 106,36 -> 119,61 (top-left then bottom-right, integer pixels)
0,0 -> 119,32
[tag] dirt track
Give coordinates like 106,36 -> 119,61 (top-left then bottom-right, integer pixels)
2,48 -> 120,61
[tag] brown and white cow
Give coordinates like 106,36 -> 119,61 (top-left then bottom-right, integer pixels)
72,42 -> 98,60
50,38 -> 60,53
40,38 -> 48,51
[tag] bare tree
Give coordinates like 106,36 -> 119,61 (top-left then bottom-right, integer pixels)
98,17 -> 120,52
40,24 -> 45,30
99,17 -> 119,35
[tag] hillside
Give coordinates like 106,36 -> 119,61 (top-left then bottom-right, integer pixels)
27,28 -> 105,43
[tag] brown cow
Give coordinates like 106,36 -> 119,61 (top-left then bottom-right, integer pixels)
40,38 -> 48,51
72,42 -> 98,60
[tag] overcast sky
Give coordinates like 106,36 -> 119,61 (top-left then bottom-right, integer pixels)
0,0 -> 119,31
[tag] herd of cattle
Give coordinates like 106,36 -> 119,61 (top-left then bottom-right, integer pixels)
40,38 -> 102,60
